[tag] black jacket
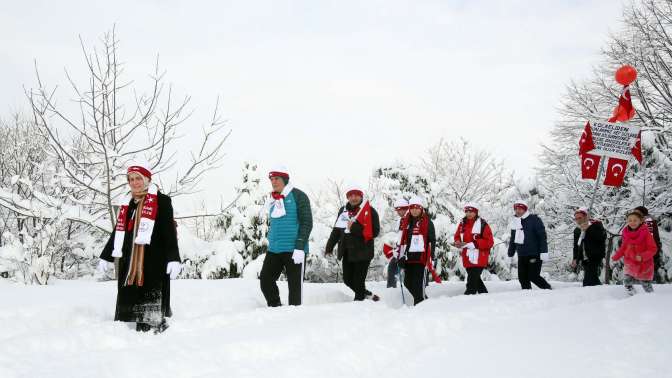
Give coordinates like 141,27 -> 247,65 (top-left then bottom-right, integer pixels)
508,214 -> 548,257
325,202 -> 380,262
573,221 -> 607,262
101,192 -> 180,322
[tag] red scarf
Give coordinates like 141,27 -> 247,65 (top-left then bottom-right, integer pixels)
622,225 -> 649,246
399,212 -> 440,282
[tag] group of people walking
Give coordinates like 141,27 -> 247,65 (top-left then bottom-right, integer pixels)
97,163 -> 664,333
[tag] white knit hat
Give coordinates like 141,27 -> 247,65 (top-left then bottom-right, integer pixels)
393,197 -> 409,209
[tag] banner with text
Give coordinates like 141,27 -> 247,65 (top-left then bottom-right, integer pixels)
588,120 -> 640,159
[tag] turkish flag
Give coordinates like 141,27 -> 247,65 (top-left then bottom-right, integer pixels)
581,153 -> 601,179
603,157 -> 629,187
383,243 -> 394,259
608,86 -> 636,123
632,131 -> 643,163
355,200 -> 374,242
579,121 -> 596,155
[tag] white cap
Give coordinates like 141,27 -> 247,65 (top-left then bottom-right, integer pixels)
408,196 -> 425,208
345,183 -> 365,198
393,197 -> 409,209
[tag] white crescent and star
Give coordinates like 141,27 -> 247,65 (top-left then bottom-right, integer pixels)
611,163 -> 625,176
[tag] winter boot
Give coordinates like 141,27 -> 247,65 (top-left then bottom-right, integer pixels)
153,319 -> 170,334
626,285 -> 637,296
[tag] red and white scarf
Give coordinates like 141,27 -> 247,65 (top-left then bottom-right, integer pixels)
111,184 -> 159,257
268,184 -> 294,218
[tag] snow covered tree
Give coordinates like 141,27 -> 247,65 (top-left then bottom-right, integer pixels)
23,27 -> 229,233
1,27 -> 231,284
371,138 -> 519,281
0,114 -> 95,283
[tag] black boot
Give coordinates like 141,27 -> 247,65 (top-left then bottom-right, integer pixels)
153,319 -> 170,334
136,322 -> 151,333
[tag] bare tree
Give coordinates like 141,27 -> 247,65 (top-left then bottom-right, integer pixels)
24,27 -> 230,231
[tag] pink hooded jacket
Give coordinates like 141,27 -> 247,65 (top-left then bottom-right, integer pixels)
611,225 -> 657,281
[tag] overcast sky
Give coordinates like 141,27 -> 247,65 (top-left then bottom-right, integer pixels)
0,0 -> 625,212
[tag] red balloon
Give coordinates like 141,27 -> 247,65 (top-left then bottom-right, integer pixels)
615,65 -> 637,86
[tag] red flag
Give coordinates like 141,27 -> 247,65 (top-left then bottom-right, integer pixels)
355,200 -> 374,242
581,153 -> 602,179
425,244 -> 442,284
608,86 -> 636,123
603,157 -> 628,187
579,121 -> 596,155
632,131 -> 642,164
383,243 -> 394,259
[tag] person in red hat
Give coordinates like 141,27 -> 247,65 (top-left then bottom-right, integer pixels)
453,203 -> 494,295
571,207 -> 607,286
507,200 -> 552,290
260,165 -> 313,307
325,184 -> 380,301
98,161 -> 181,333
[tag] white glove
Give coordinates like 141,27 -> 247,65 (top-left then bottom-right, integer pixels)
540,253 -> 549,262
166,261 -> 182,280
464,242 -> 476,250
97,259 -> 113,274
292,249 -> 305,264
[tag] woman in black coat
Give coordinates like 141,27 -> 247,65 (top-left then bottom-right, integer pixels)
98,163 -> 181,333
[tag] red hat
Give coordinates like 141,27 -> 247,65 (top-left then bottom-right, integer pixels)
346,184 -> 364,198
574,207 -> 589,216
346,189 -> 364,198
513,201 -> 528,212
128,162 -> 152,180
268,165 -> 290,179
464,202 -> 479,214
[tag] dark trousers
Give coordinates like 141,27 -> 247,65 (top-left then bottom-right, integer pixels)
387,258 -> 398,288
403,264 -> 427,305
260,252 -> 303,306
342,258 -> 371,301
465,267 -> 488,295
518,256 -> 552,290
582,259 -> 602,287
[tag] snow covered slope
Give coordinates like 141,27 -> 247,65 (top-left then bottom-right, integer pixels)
0,279 -> 669,378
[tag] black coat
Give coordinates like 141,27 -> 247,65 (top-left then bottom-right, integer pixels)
573,221 -> 607,262
507,214 -> 548,257
325,203 -> 381,263
101,192 -> 180,324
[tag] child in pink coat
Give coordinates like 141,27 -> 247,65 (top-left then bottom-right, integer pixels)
611,209 -> 658,295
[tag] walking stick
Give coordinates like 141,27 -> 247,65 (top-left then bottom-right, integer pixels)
397,265 -> 406,305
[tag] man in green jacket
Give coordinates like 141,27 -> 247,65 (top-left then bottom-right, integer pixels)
260,166 -> 313,306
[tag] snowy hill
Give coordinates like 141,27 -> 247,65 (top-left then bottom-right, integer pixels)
0,279 -> 669,378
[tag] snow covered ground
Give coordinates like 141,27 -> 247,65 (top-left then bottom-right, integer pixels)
1,278 -> 670,378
